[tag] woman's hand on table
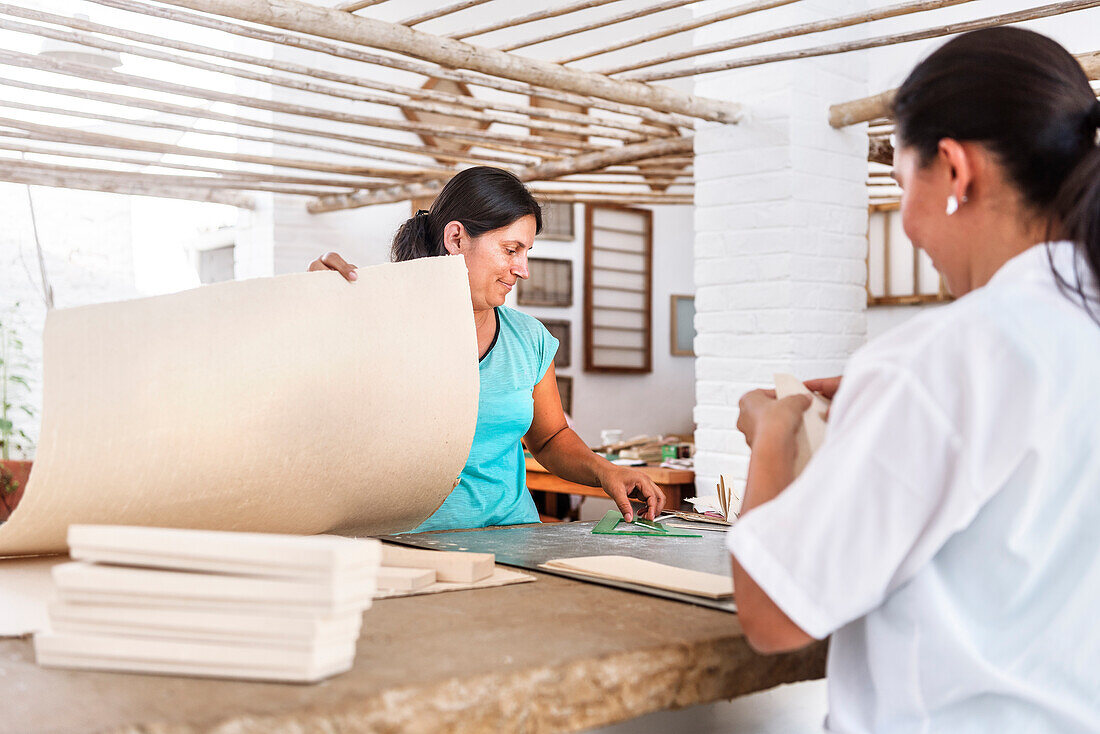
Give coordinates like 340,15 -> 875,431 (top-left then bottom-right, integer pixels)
308,251 -> 358,282
596,465 -> 666,522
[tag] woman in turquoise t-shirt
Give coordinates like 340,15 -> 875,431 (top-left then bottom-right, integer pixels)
310,167 -> 665,531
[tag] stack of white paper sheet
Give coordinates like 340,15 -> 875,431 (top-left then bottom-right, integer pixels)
34,525 -> 380,683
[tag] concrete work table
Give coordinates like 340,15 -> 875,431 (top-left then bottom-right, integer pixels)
2,571 -> 826,733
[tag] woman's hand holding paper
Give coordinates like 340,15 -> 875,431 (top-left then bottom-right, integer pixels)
308,252 -> 359,282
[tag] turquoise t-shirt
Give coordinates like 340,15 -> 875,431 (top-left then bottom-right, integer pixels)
413,306 -> 559,532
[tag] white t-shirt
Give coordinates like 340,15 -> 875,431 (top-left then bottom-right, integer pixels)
727,242 -> 1100,733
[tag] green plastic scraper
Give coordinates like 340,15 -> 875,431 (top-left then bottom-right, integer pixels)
591,510 -> 702,537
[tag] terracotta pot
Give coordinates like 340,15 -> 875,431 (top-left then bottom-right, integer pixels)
0,460 -> 32,522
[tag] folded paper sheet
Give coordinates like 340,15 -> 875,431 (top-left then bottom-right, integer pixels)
540,556 -> 733,599
773,373 -> 830,478
0,256 -> 479,556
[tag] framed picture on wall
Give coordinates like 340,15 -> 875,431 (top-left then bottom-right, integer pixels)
518,258 -> 572,307
555,374 -> 573,416
538,319 -> 571,368
538,202 -> 575,241
584,205 -> 652,373
866,202 -> 951,305
670,294 -> 695,356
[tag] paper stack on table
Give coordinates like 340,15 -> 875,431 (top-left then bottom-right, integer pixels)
34,525 -> 380,683
373,544 -> 506,597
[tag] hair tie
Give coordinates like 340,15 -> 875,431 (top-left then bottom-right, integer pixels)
416,209 -> 430,217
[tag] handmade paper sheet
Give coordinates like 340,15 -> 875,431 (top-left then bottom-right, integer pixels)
774,373 -> 830,478
540,556 -> 732,599
0,255 -> 479,556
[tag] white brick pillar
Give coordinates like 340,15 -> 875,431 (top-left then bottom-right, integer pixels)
691,2 -> 870,500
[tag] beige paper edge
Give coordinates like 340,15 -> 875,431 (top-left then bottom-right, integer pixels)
0,255 -> 479,557
372,567 -> 535,600
540,555 -> 732,599
0,564 -> 536,638
0,556 -> 66,636
773,373 -> 830,477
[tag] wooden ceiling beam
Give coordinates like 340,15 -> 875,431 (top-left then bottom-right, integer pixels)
831,49 -> 1100,127
498,0 -> 704,53
336,0 -> 391,12
400,0 -> 494,27
0,138 -> 392,190
560,0 -> 797,65
0,11 -> 645,143
0,115 -> 431,178
449,0 -> 627,40
309,135 -> 694,212
87,0 -> 695,129
147,0 -> 740,123
0,159 -> 356,197
623,0 -> 1100,81
0,160 -> 255,208
0,4 -> 671,141
0,48 -> 590,157
600,0 -> 979,76
534,192 -> 693,205
0,78 -> 533,169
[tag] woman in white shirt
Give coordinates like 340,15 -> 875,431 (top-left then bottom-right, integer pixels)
727,27 -> 1100,733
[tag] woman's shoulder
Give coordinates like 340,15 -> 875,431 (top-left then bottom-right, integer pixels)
849,279 -> 1051,399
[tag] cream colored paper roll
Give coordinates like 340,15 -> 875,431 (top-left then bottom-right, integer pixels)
0,256 -> 479,555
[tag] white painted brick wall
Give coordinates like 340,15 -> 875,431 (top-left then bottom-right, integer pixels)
691,0 -> 870,501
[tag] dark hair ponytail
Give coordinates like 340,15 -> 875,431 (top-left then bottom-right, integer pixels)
391,167 -> 542,262
1052,105 -> 1100,312
893,27 -> 1100,318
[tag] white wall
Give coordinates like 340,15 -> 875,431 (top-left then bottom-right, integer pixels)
516,204 -> 696,446
258,191 -> 696,447
690,0 -> 871,499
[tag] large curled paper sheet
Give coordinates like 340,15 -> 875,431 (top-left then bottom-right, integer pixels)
0,255 -> 479,557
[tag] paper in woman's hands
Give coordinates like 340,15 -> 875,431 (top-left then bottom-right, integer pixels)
774,373 -> 831,478
0,256 -> 479,556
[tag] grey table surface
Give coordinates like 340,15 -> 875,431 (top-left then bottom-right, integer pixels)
378,517 -> 737,613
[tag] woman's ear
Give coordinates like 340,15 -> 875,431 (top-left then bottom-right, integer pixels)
937,138 -> 974,206
442,221 -> 467,255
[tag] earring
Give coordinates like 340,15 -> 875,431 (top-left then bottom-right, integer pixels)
946,194 -> 968,216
